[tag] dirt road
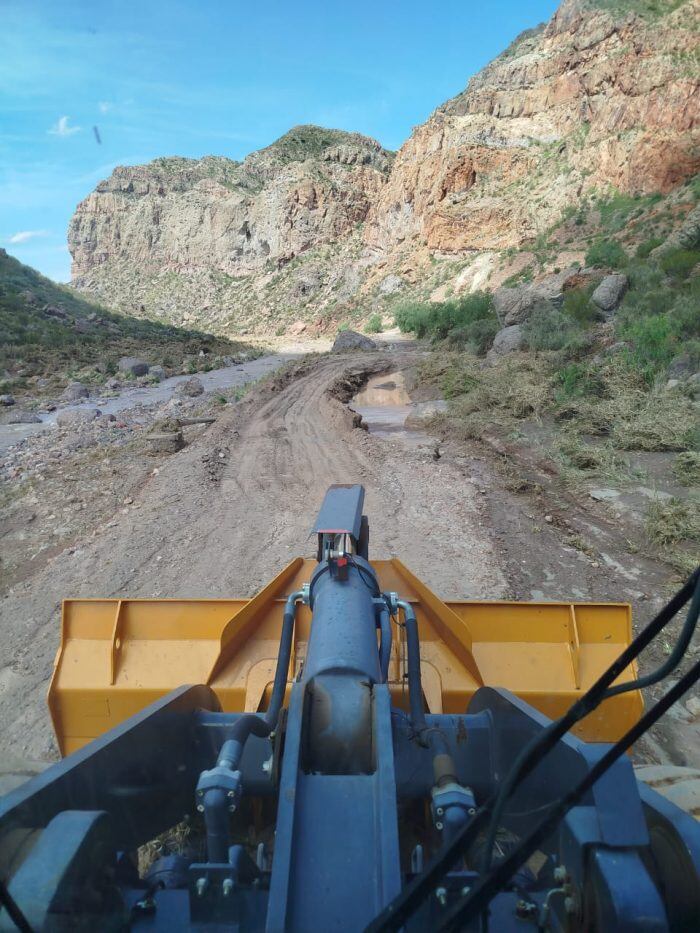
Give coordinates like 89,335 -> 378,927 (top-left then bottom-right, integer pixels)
0,350 -> 507,761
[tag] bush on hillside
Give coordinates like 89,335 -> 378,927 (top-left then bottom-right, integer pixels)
364,313 -> 383,334
523,305 -> 583,352
659,247 -> 700,281
394,292 -> 497,351
562,287 -> 601,326
585,238 -> 628,269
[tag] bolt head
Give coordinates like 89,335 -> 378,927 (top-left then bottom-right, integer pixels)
436,807 -> 444,816
435,821 -> 443,831
196,803 -> 204,813
229,804 -> 236,813
554,865 -> 568,883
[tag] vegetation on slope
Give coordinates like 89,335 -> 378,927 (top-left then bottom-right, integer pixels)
0,249 -> 257,401
391,200 -> 700,573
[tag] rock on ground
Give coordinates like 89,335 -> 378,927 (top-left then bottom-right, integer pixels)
332,330 -> 377,352
486,325 -> 524,362
176,376 -> 205,397
592,274 -> 628,313
0,395 -> 15,407
62,382 -> 89,402
149,366 -> 166,381
0,410 -> 42,425
118,357 -> 149,377
56,409 -> 101,427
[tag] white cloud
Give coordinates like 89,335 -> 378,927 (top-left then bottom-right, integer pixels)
48,115 -> 81,136
98,101 -> 113,114
8,229 -> 49,244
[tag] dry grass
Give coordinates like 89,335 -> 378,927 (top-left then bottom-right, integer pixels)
673,451 -> 700,486
645,497 -> 699,547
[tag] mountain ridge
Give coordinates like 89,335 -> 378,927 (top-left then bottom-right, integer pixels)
67,0 -> 699,335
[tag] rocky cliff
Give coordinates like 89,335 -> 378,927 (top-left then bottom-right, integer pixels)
69,0 -> 699,333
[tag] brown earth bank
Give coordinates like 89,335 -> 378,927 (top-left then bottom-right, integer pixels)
0,350 -> 697,769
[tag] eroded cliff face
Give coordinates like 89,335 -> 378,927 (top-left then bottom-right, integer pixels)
365,0 -> 699,259
69,128 -> 392,316
68,0 -> 699,333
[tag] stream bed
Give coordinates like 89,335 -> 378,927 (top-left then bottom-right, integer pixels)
0,351 -> 297,455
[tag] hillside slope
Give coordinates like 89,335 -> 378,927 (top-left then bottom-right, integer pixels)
68,0 -> 699,334
0,248 -> 255,403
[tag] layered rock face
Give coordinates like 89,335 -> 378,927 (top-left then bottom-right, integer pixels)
68,0 -> 699,332
365,0 -> 699,257
69,128 -> 393,321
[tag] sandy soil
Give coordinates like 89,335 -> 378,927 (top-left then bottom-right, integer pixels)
1,349 -> 697,770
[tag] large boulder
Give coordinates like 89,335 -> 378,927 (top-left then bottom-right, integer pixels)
332,330 -> 377,352
61,382 -> 89,401
496,268 -> 602,326
592,274 -> 628,313
486,325 -> 525,363
118,357 -> 149,377
56,408 -> 101,427
0,394 -> 15,406
176,376 -> 204,397
494,285 -> 538,326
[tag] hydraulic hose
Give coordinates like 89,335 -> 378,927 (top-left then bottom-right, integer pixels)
201,589 -> 304,863
378,605 -> 392,683
220,588 -> 304,767
398,599 -> 448,755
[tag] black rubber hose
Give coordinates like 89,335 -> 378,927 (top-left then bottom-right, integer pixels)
399,600 -> 428,739
378,606 -> 392,683
398,599 -> 450,756
216,590 -> 304,770
201,590 -> 303,863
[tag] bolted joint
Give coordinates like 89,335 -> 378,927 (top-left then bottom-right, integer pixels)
431,782 -> 476,835
195,767 -> 243,813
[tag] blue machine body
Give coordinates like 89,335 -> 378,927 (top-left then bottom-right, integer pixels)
1,485 -> 699,932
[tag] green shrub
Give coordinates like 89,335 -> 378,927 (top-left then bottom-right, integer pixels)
636,236 -> 664,258
523,305 -> 582,351
659,247 -> 700,281
562,288 -> 600,326
394,292 -> 496,345
275,325 -> 285,336
446,318 -> 500,355
585,238 -> 628,269
337,322 -> 349,333
555,362 -> 606,400
394,301 -> 433,337
619,314 -> 677,382
364,314 -> 383,334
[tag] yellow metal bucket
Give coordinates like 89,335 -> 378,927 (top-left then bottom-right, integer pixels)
48,558 -> 643,755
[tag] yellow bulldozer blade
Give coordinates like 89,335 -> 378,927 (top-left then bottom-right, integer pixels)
48,558 -> 643,755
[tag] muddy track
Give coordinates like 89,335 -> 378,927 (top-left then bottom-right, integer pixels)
0,351 -> 506,761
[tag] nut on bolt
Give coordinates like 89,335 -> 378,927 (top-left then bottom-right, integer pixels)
195,877 -> 208,897
553,865 -> 568,883
435,887 -> 448,907
222,878 -> 234,897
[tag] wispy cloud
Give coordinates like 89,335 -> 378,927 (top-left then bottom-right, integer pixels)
98,101 -> 112,114
48,115 -> 81,136
8,229 -> 49,244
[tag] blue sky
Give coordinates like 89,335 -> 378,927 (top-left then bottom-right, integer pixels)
1,0 -> 558,283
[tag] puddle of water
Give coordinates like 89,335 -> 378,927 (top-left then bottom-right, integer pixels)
350,371 -> 446,447
0,352 -> 299,456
